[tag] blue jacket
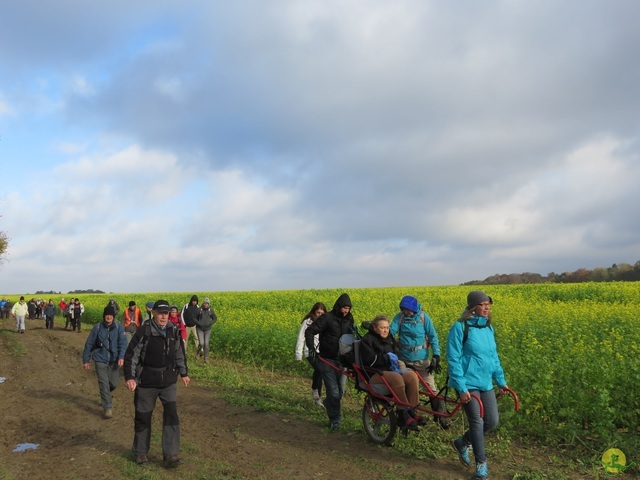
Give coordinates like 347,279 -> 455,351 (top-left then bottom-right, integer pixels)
82,321 -> 127,364
389,304 -> 440,362
446,315 -> 506,393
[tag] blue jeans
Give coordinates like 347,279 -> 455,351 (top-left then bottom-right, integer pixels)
318,359 -> 344,424
461,389 -> 499,464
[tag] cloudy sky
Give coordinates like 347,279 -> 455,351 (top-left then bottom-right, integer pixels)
1,1 -> 639,294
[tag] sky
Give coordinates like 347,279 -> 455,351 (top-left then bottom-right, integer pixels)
1,1 -> 639,295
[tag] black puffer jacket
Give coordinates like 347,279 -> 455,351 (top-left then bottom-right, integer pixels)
305,293 -> 354,361
360,327 -> 396,370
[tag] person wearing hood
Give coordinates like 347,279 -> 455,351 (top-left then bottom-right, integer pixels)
304,293 -> 354,430
361,314 -> 421,433
82,305 -> 127,419
180,295 -> 201,354
193,297 -> 217,363
447,291 -> 509,480
390,295 -> 450,429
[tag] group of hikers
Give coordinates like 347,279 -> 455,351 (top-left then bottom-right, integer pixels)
80,294 -> 216,468
295,291 -> 508,480
3,289 -> 505,478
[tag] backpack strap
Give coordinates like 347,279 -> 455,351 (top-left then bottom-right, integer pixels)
460,319 -> 494,346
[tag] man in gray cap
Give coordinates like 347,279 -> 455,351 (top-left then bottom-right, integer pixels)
124,299 -> 190,468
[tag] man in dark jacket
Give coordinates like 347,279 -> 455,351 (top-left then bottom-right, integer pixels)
82,305 -> 127,418
124,299 -> 190,468
305,293 -> 354,430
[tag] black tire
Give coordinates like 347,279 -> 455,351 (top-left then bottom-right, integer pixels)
362,396 -> 397,445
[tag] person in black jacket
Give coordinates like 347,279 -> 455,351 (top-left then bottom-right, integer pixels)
124,299 -> 190,468
305,293 -> 354,430
360,314 -> 421,431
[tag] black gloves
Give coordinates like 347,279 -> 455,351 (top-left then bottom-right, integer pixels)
428,355 -> 442,374
308,348 -> 317,363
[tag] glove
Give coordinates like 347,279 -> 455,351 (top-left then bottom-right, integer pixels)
308,348 -> 317,363
428,355 -> 442,375
387,352 -> 404,374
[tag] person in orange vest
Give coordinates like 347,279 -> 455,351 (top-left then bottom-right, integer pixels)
123,300 -> 143,344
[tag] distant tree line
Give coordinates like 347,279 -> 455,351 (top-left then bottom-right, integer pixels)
463,261 -> 640,285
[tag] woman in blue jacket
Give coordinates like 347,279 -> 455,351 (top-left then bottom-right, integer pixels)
447,291 -> 509,480
82,305 -> 127,419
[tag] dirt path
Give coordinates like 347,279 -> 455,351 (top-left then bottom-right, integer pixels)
0,317 -> 560,479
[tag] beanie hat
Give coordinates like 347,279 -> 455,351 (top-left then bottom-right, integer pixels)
146,301 -> 154,308
399,295 -> 418,313
190,294 -> 199,303
129,300 -> 136,307
466,290 -> 492,309
103,305 -> 116,318
202,297 -> 210,305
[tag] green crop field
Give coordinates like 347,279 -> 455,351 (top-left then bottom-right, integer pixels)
7,281 -> 640,451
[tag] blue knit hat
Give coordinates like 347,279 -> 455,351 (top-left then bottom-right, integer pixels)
399,295 -> 418,313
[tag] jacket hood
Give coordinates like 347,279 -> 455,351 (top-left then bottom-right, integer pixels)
190,295 -> 199,303
332,293 -> 352,313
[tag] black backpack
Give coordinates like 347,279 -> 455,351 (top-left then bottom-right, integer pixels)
182,304 -> 200,327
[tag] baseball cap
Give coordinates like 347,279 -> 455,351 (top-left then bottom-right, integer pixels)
152,299 -> 171,312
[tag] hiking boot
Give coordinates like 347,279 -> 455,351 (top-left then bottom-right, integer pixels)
475,461 -> 488,478
163,455 -> 183,469
329,421 -> 341,431
453,437 -> 471,467
135,454 -> 149,465
103,408 -> 113,419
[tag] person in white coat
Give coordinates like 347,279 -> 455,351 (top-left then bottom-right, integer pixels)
295,302 -> 327,407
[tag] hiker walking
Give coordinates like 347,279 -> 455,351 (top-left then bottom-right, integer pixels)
44,299 -> 56,330
448,290 -> 509,480
124,299 -> 190,468
11,296 -> 28,333
390,295 -> 451,429
123,300 -> 143,344
194,297 -> 217,363
180,295 -> 201,354
295,301 -> 327,407
82,305 -> 127,419
304,293 -> 354,430
69,298 -> 85,332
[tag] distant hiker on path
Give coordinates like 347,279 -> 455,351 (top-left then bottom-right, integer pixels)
123,300 -> 143,344
181,295 -> 201,354
82,305 -> 127,419
194,297 -> 217,363
69,298 -> 85,333
11,296 -> 28,333
295,301 -> 327,407
44,299 -> 56,330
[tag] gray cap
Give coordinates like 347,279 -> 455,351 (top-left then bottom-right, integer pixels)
467,290 -> 492,309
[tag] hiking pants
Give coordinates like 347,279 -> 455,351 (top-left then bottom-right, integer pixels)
371,370 -> 420,406
196,327 -> 212,359
185,326 -> 199,353
460,389 -> 499,464
15,315 -> 26,332
45,315 -> 54,330
95,362 -> 120,410
133,383 -> 180,458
